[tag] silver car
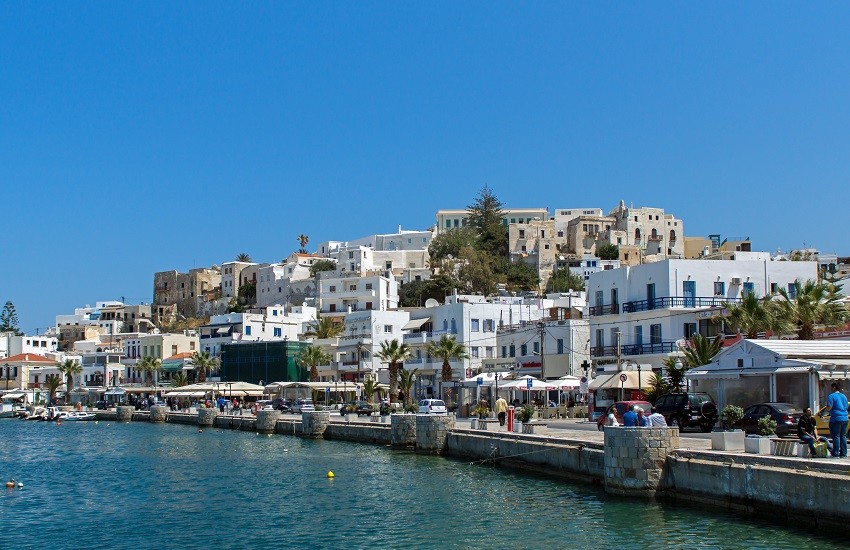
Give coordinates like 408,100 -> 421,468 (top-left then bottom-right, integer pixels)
418,399 -> 447,414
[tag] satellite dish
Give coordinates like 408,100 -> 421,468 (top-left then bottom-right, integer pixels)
424,298 -> 440,308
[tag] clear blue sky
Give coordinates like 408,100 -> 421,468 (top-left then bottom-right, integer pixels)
1,3 -> 848,334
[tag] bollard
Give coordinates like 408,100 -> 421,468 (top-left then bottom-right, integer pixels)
116,406 -> 135,422
149,405 -> 168,423
255,409 -> 280,433
197,408 -> 218,427
507,406 -> 515,432
301,411 -> 331,438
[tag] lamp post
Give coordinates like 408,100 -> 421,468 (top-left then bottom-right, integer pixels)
674,358 -> 684,392
4,363 -> 8,391
637,362 -> 642,399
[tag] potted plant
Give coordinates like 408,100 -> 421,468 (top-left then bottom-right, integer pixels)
743,416 -> 776,454
512,404 -> 533,433
711,404 -> 745,451
472,402 -> 491,420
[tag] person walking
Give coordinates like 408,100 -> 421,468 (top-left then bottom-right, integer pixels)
797,407 -> 820,458
826,382 -> 848,458
494,396 -> 508,427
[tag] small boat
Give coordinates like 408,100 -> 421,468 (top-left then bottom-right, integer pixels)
64,411 -> 96,421
24,407 -> 47,420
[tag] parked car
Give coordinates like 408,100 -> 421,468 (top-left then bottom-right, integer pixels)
653,393 -> 718,432
291,398 -> 315,414
815,405 -> 850,434
418,399 -> 447,414
272,397 -> 291,413
596,400 -> 653,431
734,402 -> 802,437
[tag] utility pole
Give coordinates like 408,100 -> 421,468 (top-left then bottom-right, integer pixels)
537,321 -> 546,380
616,330 -> 623,401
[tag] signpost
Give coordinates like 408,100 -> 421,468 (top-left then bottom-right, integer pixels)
580,376 -> 588,395
619,372 -> 627,401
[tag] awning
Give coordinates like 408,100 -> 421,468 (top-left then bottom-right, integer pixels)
104,387 -> 126,396
588,371 -> 655,390
216,327 -> 231,335
401,317 -> 431,331
2,392 -> 26,399
161,361 -> 186,373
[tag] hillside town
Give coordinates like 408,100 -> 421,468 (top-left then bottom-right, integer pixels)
1,191 -> 848,420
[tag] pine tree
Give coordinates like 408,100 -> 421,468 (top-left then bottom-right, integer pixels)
0,301 -> 20,334
467,185 -> 507,257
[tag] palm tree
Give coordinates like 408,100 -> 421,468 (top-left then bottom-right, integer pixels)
681,334 -> 723,368
398,367 -> 419,406
722,292 -> 788,339
190,351 -> 219,383
376,339 -> 411,403
297,345 -> 331,382
426,335 -> 468,386
662,356 -> 688,393
297,234 -> 309,254
138,356 -> 163,387
171,372 -> 188,388
235,253 -> 252,262
57,359 -> 82,402
776,279 -> 849,340
362,377 -> 381,404
45,374 -> 63,403
303,315 -> 343,339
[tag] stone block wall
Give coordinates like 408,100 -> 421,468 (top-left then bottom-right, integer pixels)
415,415 -> 454,455
197,408 -> 218,426
302,411 -> 331,438
255,410 -> 280,433
149,405 -> 168,423
116,406 -> 135,422
604,427 -> 679,496
391,414 -> 416,447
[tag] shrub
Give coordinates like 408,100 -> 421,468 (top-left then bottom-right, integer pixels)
757,415 -> 777,436
720,405 -> 744,429
516,404 -> 535,423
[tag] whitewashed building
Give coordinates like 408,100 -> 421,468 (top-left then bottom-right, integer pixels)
317,271 -> 398,316
197,306 -> 316,358
587,259 -> 819,370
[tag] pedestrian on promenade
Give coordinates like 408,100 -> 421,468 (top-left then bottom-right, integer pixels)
494,396 -> 508,426
607,408 -> 620,427
646,406 -> 668,427
623,405 -> 639,427
797,407 -> 820,457
826,382 -> 848,458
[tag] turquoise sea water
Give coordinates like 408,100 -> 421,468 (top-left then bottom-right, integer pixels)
0,420 -> 840,549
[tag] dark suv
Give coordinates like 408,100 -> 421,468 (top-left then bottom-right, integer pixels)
654,393 -> 718,432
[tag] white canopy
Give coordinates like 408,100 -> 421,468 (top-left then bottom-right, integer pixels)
500,376 -> 557,391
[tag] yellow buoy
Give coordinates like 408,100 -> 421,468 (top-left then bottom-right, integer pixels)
326,471 -> 335,478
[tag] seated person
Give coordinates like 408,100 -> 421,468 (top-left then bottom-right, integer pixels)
797,407 -> 820,457
622,405 -> 640,427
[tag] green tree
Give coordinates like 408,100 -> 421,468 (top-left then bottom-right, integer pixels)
303,315 -> 343,339
663,356 -> 689,393
138,356 -> 163,386
428,227 -> 478,263
546,268 -> 585,293
297,234 -> 309,254
190,351 -> 219,383
498,257 -> 540,291
398,367 -> 419,406
457,246 -> 498,295
297,345 -> 331,382
425,335 -> 468,385
45,374 -> 63,403
237,282 -> 256,304
0,301 -> 21,334
644,373 -> 672,404
596,243 -> 620,261
362,377 -> 381,404
171,372 -> 189,387
722,292 -> 788,339
235,253 -> 252,262
682,334 -> 723,368
776,279 -> 848,340
57,359 -> 82,402
467,185 -> 507,257
309,259 -> 337,276
376,339 -> 411,403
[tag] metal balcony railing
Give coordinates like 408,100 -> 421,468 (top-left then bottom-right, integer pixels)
588,303 -> 620,316
590,341 -> 680,357
622,296 -> 740,313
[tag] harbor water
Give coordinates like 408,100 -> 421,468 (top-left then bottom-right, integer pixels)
0,420 -> 840,548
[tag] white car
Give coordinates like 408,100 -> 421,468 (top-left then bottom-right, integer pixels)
418,399 -> 447,415
292,398 -> 315,413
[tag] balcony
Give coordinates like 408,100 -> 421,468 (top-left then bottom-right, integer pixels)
621,296 -> 740,313
647,234 -> 663,242
588,303 -> 620,317
402,328 -> 457,342
590,341 -> 679,358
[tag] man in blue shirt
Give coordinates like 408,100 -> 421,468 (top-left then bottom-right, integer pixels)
622,405 -> 640,427
826,382 -> 848,458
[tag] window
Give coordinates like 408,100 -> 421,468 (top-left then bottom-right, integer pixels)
770,283 -> 778,294
190,341 -> 196,350
787,283 -> 797,299
245,326 -> 252,336
595,329 -> 604,347
471,319 -> 480,332
532,342 -> 539,354
384,325 -> 392,333
634,325 -> 643,346
557,339 -> 564,354
445,220 -> 451,229
486,347 -> 494,358
365,283 -> 373,290
329,285 -> 336,292
272,309 -> 278,316
519,229 -> 525,238
684,323 -> 697,339
501,346 -> 507,358
172,345 -> 178,355
348,251 -> 354,259
349,284 -> 357,291
714,282 -> 725,296
273,328 -> 282,337
484,319 -> 495,332
471,347 -> 480,358
521,344 -> 528,356
509,345 -> 516,357
650,324 -> 662,344
743,282 -> 756,297
366,302 -> 373,310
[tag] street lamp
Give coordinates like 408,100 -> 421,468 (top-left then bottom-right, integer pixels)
4,363 -> 8,391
